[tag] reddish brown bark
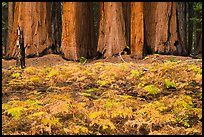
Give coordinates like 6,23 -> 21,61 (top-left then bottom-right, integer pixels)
154,2 -> 169,53
6,2 -> 53,58
144,2 -> 178,54
97,2 -> 127,57
169,2 -> 178,54
6,2 -> 14,55
61,2 -> 96,61
130,2 -> 144,59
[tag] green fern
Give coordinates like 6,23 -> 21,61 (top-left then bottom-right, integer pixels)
47,69 -> 59,78
27,112 -> 46,118
168,57 -> 178,62
7,107 -> 26,119
130,70 -> 144,77
86,88 -> 99,93
11,72 -> 21,78
165,79 -> 176,89
41,116 -> 62,128
79,57 -> 87,64
143,85 -> 160,95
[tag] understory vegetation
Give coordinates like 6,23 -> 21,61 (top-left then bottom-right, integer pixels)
2,55 -> 202,135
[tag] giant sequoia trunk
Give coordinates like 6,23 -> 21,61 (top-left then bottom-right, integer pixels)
97,2 -> 127,57
6,2 -> 53,58
6,2 -> 14,55
61,2 -> 96,61
144,2 -> 178,54
130,2 -> 144,59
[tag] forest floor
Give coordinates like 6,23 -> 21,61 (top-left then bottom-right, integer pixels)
2,54 -> 202,135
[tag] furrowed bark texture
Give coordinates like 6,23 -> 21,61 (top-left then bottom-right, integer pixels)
176,2 -> 187,55
130,2 -> 144,59
6,2 -> 14,55
144,2 -> 178,54
6,2 -> 53,58
51,2 -> 62,54
122,2 -> 131,48
61,2 -> 96,60
97,2 -> 127,57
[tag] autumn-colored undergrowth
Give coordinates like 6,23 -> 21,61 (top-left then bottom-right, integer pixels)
2,55 -> 202,135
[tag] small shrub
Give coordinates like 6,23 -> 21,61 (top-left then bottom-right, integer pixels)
29,77 -> 42,83
143,85 -> 160,95
130,70 -> 145,77
97,80 -> 112,87
25,67 -> 36,75
81,92 -> 92,97
188,65 -> 202,74
171,95 -> 196,127
41,116 -> 62,128
143,56 -> 149,60
168,57 -> 178,62
64,125 -> 91,135
154,54 -> 160,57
86,88 -> 99,93
79,57 -> 87,64
7,106 -> 26,119
47,69 -> 59,78
11,72 -> 21,78
42,67 -> 52,73
165,79 -> 176,89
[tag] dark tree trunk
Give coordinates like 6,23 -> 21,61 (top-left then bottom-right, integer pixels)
190,2 -> 197,56
122,2 -> 131,48
185,2 -> 190,54
198,32 -> 202,54
51,2 -> 62,54
144,2 -> 157,54
16,26 -> 25,69
176,2 -> 187,55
